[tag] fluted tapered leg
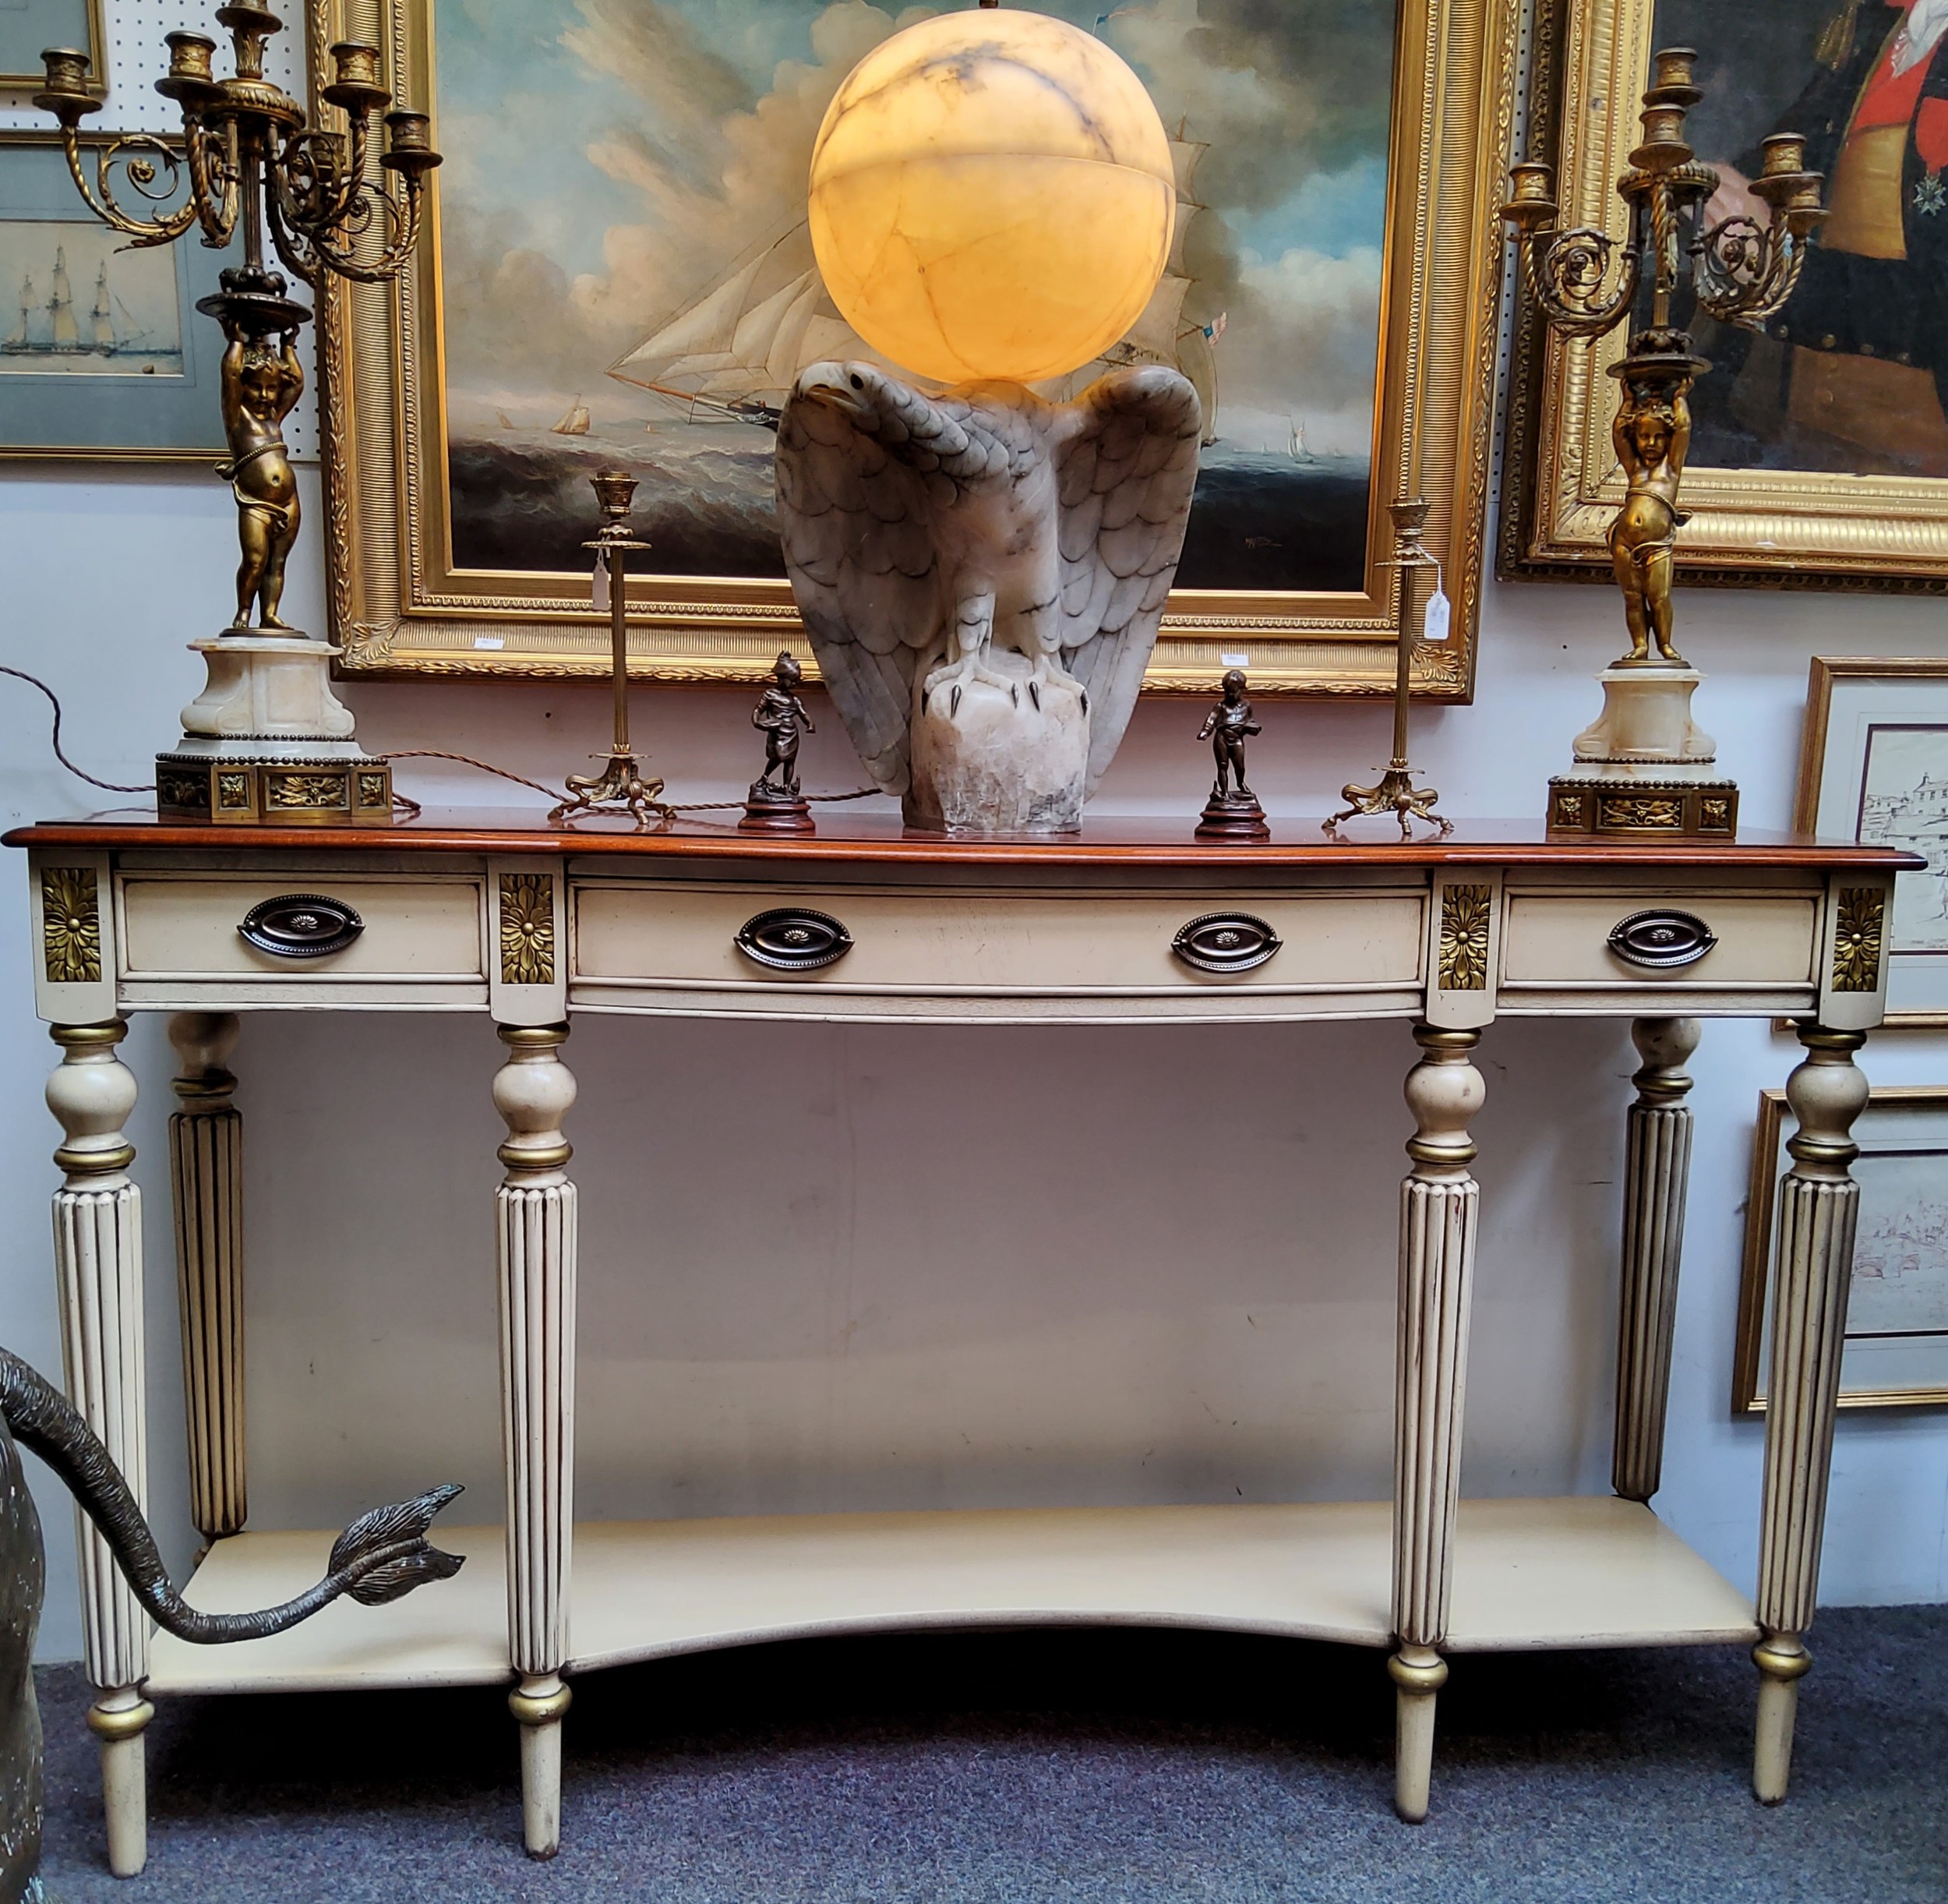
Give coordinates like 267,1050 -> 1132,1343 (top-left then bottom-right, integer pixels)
1390,1023 -> 1484,1823
494,1023 -> 577,1858
168,1012 -> 245,1544
1752,1024 -> 1868,1803
1613,1019 -> 1699,1503
48,1021 -> 152,1878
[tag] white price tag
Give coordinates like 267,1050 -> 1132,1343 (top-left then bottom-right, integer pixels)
472,635 -> 505,651
1219,651 -> 1251,668
592,557 -> 611,613
1423,586 -> 1451,645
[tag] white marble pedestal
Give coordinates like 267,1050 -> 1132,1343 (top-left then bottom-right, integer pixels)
1547,662 -> 1738,839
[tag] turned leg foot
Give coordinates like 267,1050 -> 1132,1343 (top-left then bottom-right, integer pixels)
1388,1645 -> 1447,1822
87,1689 -> 154,1877
510,1676 -> 571,1857
1752,1633 -> 1812,1805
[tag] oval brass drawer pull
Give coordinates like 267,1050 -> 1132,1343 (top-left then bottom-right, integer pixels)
238,893 -> 365,959
1606,908 -> 1717,970
735,907 -> 853,972
1172,912 -> 1282,973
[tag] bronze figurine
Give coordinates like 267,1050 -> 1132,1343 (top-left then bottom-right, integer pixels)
1195,669 -> 1270,842
1607,366 -> 1692,666
742,652 -> 818,835
218,321 -> 305,630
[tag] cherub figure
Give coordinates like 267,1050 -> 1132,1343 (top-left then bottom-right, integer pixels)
217,327 -> 304,630
751,652 -> 817,799
1607,380 -> 1691,665
1198,668 -> 1261,801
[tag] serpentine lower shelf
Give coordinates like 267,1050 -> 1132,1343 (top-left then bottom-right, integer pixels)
146,1495 -> 1758,1697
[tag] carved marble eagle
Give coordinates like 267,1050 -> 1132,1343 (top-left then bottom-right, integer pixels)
775,362 -> 1202,800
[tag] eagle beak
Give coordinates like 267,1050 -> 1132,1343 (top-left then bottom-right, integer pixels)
799,363 -> 876,423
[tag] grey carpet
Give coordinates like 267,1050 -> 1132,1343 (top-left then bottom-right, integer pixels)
30,1607 -> 1948,1902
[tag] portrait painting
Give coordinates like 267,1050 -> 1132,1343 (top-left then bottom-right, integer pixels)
1500,0 -> 1948,585
435,0 -> 1392,593
1658,0 -> 1948,482
321,0 -> 1513,687
1738,1087 -> 1948,1409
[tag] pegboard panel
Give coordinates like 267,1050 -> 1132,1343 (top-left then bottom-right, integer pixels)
2,1 -> 320,457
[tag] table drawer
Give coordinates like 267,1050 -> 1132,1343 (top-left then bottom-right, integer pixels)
1501,892 -> 1818,987
575,885 -> 1425,994
119,876 -> 485,980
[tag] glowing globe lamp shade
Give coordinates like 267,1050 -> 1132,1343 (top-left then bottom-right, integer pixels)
807,9 -> 1175,386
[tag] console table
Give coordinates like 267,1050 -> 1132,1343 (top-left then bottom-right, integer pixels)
6,811 -> 1918,1875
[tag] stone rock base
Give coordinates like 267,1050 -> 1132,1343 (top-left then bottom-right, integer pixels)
905,651 -> 1088,835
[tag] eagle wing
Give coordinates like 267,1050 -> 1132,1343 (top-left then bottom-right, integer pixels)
775,392 -> 946,797
1054,366 -> 1202,793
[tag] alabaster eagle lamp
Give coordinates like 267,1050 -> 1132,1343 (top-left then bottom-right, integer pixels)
1503,48 -> 1823,840
775,2 -> 1201,835
35,5 -> 438,825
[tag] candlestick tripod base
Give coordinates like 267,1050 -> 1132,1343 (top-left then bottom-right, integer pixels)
549,751 -> 672,828
1325,763 -> 1450,842
156,633 -> 392,826
1195,788 -> 1271,842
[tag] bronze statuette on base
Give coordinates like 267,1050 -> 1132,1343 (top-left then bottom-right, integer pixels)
741,653 -> 818,835
1194,669 -> 1270,842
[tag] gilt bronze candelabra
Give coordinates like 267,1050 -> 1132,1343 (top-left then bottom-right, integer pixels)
1325,496 -> 1449,842
551,472 -> 673,829
1502,46 -> 1824,840
34,4 -> 439,826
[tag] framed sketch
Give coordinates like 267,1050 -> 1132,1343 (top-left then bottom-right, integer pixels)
1736,1087 -> 1948,1411
0,132 -> 241,460
0,0 -> 103,94
1502,0 -> 1948,588
1797,657 -> 1948,1026
312,0 -> 1514,691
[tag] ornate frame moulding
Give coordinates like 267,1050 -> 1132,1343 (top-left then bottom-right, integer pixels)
313,0 -> 1516,696
1500,0 -> 1948,588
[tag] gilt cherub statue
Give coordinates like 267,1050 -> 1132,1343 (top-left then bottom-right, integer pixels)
741,651 -> 819,835
1607,376 -> 1692,666
217,324 -> 305,631
1194,669 -> 1270,842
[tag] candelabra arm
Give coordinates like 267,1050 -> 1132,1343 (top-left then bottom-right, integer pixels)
182,122 -> 242,251
297,178 -> 428,287
55,129 -> 203,248
1516,228 -> 1643,340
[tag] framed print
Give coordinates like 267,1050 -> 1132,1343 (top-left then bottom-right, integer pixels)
0,0 -> 103,94
0,131 -> 242,461
315,0 -> 1514,691
1736,1087 -> 1948,1411
1797,657 -> 1948,1026
1502,0 -> 1948,588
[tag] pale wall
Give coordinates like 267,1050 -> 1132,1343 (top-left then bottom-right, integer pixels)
1,461 -> 1945,1663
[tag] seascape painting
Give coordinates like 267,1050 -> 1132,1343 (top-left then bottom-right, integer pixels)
1653,0 -> 1948,480
0,218 -> 183,378
1856,723 -> 1948,953
432,0 -> 1395,591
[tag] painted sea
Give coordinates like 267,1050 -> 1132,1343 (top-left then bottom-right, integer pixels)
447,422 -> 1367,595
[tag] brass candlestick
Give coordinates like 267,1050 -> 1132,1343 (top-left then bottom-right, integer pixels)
1502,47 -> 1824,840
34,5 -> 440,827
1325,497 -> 1449,841
551,472 -> 672,828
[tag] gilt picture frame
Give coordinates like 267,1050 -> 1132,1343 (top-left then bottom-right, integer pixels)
313,0 -> 1515,692
1735,1086 -> 1948,1412
0,0 -> 104,95
1796,657 -> 1948,1027
1501,0 -> 1948,589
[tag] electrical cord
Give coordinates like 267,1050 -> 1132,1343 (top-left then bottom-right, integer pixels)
2,673 -> 880,818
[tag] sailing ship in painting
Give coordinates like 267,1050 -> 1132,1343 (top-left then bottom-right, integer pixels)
609,127 -> 1219,441
1,246 -> 181,372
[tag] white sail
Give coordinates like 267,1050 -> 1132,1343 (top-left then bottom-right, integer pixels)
5,274 -> 30,350
49,248 -> 78,350
552,396 -> 591,435
90,262 -> 113,351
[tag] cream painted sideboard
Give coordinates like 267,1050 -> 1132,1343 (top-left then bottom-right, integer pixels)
6,811 -> 1919,1874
